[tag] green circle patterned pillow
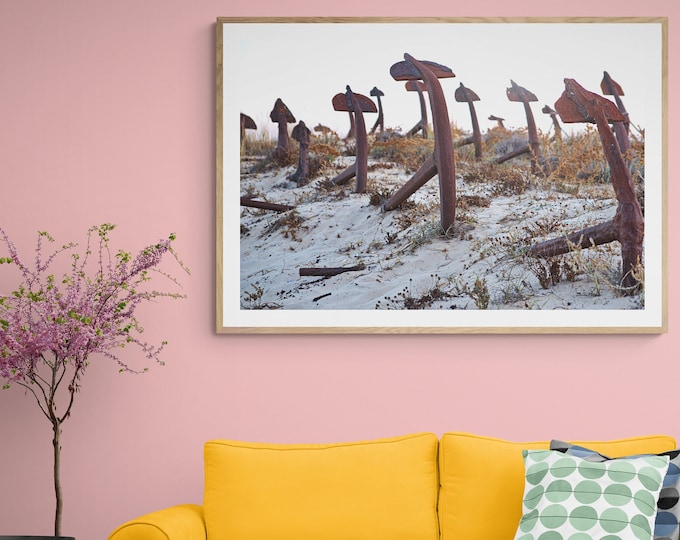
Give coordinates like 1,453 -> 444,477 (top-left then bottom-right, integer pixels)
515,449 -> 670,540
550,440 -> 680,540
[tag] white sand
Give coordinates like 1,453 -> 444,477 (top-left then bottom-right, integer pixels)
239,151 -> 643,313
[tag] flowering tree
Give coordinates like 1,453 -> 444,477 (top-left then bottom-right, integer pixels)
0,224 -> 189,536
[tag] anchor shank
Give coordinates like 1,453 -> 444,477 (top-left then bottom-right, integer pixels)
467,101 -> 482,159
413,58 -> 456,231
348,90 -> 369,194
523,101 -> 541,172
529,220 -> 619,258
382,155 -> 437,211
417,87 -> 429,139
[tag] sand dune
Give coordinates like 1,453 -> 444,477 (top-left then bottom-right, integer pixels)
239,148 -> 643,315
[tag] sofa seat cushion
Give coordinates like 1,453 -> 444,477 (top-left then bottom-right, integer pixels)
204,432 -> 439,540
438,432 -> 677,540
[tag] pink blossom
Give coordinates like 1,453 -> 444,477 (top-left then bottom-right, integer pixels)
0,224 -> 188,534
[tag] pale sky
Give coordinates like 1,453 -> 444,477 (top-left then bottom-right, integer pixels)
222,20 -> 663,139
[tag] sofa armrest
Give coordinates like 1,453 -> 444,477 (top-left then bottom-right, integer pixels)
108,503 -> 205,540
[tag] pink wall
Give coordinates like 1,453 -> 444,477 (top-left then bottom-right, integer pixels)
0,0 -> 677,538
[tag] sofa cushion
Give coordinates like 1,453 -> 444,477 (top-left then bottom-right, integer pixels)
204,432 -> 439,540
551,440 -> 680,540
514,449 -> 669,540
438,432 -> 677,540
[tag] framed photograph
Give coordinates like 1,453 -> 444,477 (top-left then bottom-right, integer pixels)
217,17 -> 667,334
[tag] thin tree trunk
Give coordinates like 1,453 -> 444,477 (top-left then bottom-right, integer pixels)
53,421 -> 63,536
22,352 -> 82,537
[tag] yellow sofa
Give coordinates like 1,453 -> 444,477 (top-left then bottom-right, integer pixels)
108,431 -> 677,540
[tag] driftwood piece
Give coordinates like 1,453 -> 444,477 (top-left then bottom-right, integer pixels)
385,54 -> 457,232
299,263 -> 365,277
529,78 -> 643,290
240,197 -> 295,212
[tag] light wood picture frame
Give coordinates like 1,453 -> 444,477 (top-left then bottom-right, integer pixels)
217,17 -> 667,334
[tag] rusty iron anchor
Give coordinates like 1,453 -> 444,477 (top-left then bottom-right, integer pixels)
454,83 -> 483,159
488,115 -> 506,130
240,113 -> 257,142
542,105 -> 563,143
313,123 -> 338,144
288,121 -> 312,185
270,98 -> 296,158
601,71 -> 631,155
383,54 -> 457,233
529,78 -> 644,290
369,87 -> 385,134
496,81 -> 544,174
314,123 -> 334,136
330,86 -> 377,193
405,80 -> 429,139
